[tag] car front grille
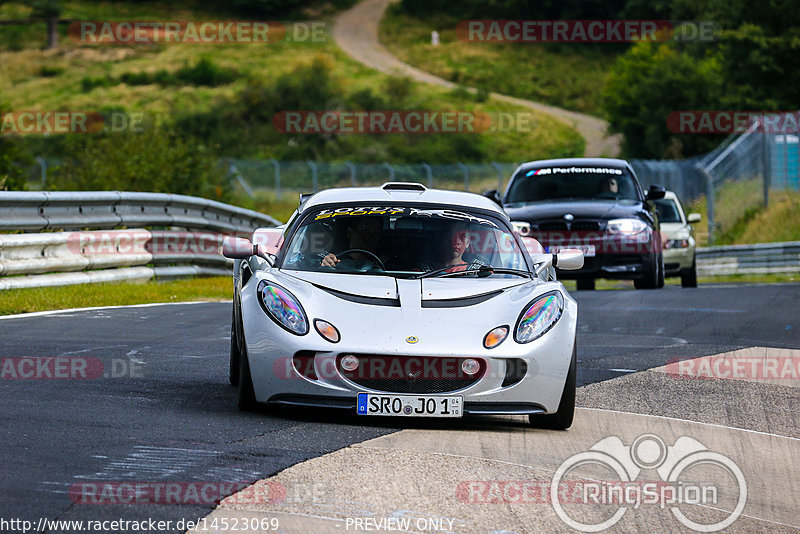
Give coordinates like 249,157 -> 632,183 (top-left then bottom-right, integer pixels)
336,354 -> 486,394
570,221 -> 601,231
535,220 -> 601,232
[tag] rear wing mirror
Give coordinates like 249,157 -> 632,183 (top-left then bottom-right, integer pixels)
687,213 -> 702,223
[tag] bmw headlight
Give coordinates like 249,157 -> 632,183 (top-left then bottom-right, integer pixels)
257,280 -> 308,335
515,291 -> 564,344
607,218 -> 648,234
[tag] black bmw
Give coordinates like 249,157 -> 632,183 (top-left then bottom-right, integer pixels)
498,158 -> 666,290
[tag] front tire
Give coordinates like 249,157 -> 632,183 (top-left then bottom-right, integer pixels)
681,256 -> 698,288
634,253 -> 663,289
576,278 -> 595,291
529,344 -> 576,430
238,342 -> 258,411
229,305 -> 240,386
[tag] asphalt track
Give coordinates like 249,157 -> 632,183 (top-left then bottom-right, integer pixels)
1,283 -> 798,532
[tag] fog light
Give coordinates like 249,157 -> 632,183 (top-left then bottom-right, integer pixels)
341,355 -> 359,372
462,358 -> 481,375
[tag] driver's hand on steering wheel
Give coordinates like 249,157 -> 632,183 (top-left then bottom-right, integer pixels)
321,253 -> 340,268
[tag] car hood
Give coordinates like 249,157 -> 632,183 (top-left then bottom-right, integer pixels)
279,269 -> 529,301
660,222 -> 691,238
504,199 -> 644,221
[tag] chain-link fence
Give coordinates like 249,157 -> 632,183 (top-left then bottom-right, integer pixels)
21,113 -> 799,246
632,113 -> 799,245
222,160 -> 519,198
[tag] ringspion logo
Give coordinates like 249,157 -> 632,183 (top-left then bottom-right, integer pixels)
551,434 -> 746,532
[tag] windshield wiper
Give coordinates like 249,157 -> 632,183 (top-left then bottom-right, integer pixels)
412,264 -> 532,279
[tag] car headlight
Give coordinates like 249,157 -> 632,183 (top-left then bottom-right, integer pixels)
515,291 -> 564,344
257,280 -> 308,335
664,238 -> 691,249
607,218 -> 648,234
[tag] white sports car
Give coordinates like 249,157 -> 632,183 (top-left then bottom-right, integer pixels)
223,183 -> 583,429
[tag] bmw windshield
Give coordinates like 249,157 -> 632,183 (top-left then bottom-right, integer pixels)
506,166 -> 640,203
279,205 -> 530,277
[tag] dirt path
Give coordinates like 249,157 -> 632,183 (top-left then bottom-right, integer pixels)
332,0 -> 622,157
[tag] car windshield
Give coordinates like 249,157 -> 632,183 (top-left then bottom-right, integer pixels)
279,205 -> 529,277
654,198 -> 683,223
505,166 -> 639,203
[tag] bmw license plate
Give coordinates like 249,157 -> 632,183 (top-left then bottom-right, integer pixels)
357,393 -> 463,417
548,244 -> 595,257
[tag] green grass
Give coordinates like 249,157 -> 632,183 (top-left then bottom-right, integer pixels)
0,276 -> 231,316
379,10 -> 619,115
688,187 -> 800,246
1,2 -> 583,164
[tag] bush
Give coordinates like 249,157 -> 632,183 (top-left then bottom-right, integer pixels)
602,40 -> 724,158
49,128 -> 228,199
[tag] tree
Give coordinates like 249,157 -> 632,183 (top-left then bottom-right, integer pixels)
602,40 -> 724,158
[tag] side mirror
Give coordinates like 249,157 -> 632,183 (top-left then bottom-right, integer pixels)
554,249 -> 584,270
646,184 -> 666,201
483,189 -> 503,206
222,236 -> 256,259
687,213 -> 702,223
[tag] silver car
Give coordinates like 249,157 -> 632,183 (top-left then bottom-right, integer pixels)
655,191 -> 701,287
223,183 -> 583,429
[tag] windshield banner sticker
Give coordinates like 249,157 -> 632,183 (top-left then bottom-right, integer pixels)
314,207 -> 498,227
526,167 -> 623,177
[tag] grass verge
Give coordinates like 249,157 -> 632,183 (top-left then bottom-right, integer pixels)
0,276 -> 231,316
379,9 -> 619,115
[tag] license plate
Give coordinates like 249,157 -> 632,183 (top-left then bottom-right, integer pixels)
357,393 -> 463,418
548,244 -> 595,257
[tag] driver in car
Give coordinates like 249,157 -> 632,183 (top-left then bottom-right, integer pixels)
598,176 -> 620,198
419,222 -> 487,274
320,217 -> 384,270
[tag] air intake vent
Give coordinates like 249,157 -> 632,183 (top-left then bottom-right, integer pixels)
382,182 -> 427,192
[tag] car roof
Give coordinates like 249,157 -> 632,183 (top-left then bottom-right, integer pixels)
514,157 -> 632,172
662,190 -> 679,201
298,182 -> 507,218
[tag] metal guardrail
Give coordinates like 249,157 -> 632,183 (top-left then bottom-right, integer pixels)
0,192 -> 281,289
0,191 -> 280,233
697,241 -> 800,276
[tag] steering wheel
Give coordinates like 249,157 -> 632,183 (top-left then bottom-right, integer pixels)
336,249 -> 386,271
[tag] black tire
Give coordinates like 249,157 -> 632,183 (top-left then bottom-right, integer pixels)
656,253 -> 665,288
229,304 -> 240,387
576,278 -> 595,291
634,254 -> 661,289
681,256 -> 698,288
529,344 -> 576,430
238,340 -> 258,411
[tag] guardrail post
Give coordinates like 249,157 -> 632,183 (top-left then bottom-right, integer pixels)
269,159 -> 281,200
458,162 -> 469,191
307,160 -> 318,192
345,161 -> 357,186
383,162 -> 395,181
